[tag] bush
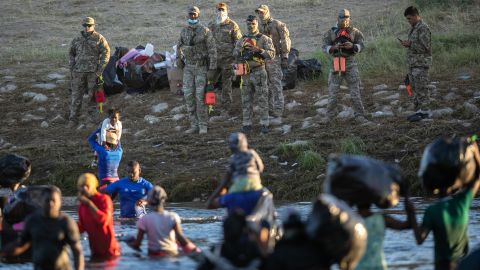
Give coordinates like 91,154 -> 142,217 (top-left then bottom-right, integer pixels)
339,137 -> 367,155
275,140 -> 313,160
299,150 -> 325,171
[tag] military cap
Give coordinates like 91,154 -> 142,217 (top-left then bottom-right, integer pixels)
216,2 -> 228,11
255,4 -> 269,13
338,9 -> 350,19
188,6 -> 200,15
82,17 -> 95,26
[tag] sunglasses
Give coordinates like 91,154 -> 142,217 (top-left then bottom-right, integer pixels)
217,8 -> 225,11
338,16 -> 350,19
82,24 -> 93,27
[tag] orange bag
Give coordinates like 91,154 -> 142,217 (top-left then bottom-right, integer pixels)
333,57 -> 346,73
234,63 -> 249,76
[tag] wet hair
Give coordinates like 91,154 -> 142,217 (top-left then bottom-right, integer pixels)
127,160 -> 140,168
404,6 -> 419,17
108,108 -> 121,117
43,185 -> 62,202
223,210 -> 247,242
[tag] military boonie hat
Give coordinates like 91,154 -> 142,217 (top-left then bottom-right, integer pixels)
82,17 -> 95,26
188,6 -> 200,15
255,4 -> 269,13
216,2 -> 228,10
246,15 -> 258,22
338,9 -> 350,19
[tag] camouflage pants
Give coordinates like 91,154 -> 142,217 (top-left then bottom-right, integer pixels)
69,71 -> 96,121
265,56 -> 284,116
183,64 -> 208,129
241,67 -> 269,126
327,58 -> 365,118
213,61 -> 234,109
409,67 -> 430,112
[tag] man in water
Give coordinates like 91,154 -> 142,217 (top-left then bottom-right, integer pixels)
0,186 -> 84,270
77,173 -> 120,259
105,161 -> 153,219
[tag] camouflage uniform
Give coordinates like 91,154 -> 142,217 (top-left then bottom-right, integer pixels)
322,26 -> 366,119
69,31 -> 110,122
258,15 -> 291,116
208,18 -> 242,110
177,24 -> 217,131
407,20 -> 432,112
233,34 -> 275,127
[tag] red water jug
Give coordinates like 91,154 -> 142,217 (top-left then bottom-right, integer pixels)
204,91 -> 216,106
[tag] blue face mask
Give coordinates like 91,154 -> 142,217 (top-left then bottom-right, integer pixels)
187,19 -> 198,25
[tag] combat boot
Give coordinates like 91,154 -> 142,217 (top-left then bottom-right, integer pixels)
185,126 -> 199,134
199,126 -> 208,134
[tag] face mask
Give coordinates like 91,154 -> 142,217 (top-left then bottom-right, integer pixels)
216,10 -> 228,24
187,19 -> 198,25
338,18 -> 350,28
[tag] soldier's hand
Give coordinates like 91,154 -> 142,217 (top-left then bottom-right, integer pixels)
342,41 -> 354,50
329,45 -> 339,53
281,58 -> 288,69
176,59 -> 185,69
401,40 -> 412,48
247,44 -> 261,53
207,69 -> 217,82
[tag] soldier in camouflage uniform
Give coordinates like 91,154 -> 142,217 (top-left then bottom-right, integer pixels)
233,15 -> 275,134
177,6 -> 217,134
401,6 -> 432,122
68,17 -> 110,126
208,3 -> 242,114
255,5 -> 291,117
322,9 -> 368,124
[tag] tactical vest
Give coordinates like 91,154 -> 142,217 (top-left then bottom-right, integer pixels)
333,28 -> 355,55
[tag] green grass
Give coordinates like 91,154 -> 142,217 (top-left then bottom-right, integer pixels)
313,1 -> 480,80
338,136 -> 367,155
0,44 -> 67,65
275,140 -> 314,160
299,150 -> 325,171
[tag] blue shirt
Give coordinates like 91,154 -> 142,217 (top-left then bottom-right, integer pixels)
218,190 -> 263,215
88,129 -> 123,181
105,177 -> 153,218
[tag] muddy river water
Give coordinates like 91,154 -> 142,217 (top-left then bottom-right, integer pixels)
1,197 -> 479,270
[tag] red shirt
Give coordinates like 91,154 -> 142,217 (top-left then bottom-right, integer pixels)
78,193 -> 121,258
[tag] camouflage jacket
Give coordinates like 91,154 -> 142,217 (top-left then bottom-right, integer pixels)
208,18 -> 242,62
407,20 -> 432,68
177,24 -> 217,69
69,31 -> 110,73
322,26 -> 364,58
233,33 -> 275,69
259,18 -> 290,58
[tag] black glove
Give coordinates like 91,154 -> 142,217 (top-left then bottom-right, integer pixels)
281,57 -> 288,69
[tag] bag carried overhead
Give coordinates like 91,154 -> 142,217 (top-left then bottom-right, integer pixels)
305,194 -> 367,270
0,154 -> 31,187
324,154 -> 404,208
418,137 -> 480,194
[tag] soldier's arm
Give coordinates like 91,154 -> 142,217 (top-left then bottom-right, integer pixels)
176,33 -> 184,66
98,36 -> 110,74
278,22 -> 291,58
206,29 -> 217,70
69,39 -> 77,70
410,26 -> 431,54
322,30 -> 335,54
232,39 -> 242,60
232,22 -> 243,44
260,37 -> 275,60
353,29 -> 365,53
